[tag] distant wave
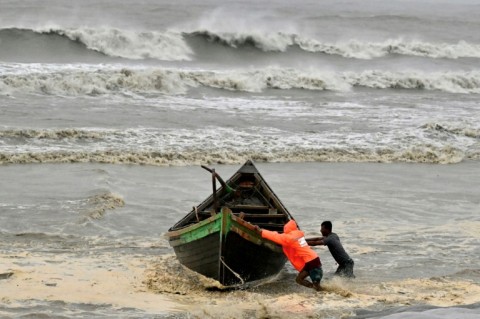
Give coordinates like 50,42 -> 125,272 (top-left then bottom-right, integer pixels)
298,38 -> 480,60
0,27 -> 193,61
13,232 -> 76,242
188,30 -> 295,52
189,30 -> 480,59
2,27 -> 480,61
0,129 -> 105,140
53,27 -> 193,61
422,123 -> 480,139
1,125 -> 477,165
2,66 -> 480,95
0,146 -> 474,166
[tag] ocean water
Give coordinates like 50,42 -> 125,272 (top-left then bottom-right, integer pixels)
1,0 -> 479,318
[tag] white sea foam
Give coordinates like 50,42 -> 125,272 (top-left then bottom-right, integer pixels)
422,123 -> 480,139
2,65 -> 480,96
297,38 -> 480,59
0,127 -> 477,165
344,70 -> 480,94
0,65 -> 190,95
0,128 -> 106,140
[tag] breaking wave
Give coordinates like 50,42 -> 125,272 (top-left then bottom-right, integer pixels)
2,66 -> 480,95
83,192 -> 125,220
422,123 -> 480,139
0,123 -> 478,166
0,129 -> 105,140
0,146 -> 474,166
0,27 -> 193,61
191,30 -> 480,59
2,27 -> 480,61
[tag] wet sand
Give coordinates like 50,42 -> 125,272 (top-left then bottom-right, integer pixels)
0,253 -> 183,316
2,252 -> 480,318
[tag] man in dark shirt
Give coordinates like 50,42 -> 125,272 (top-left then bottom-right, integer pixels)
306,221 -> 355,278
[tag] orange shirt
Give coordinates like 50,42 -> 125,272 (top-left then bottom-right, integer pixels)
261,220 -> 319,272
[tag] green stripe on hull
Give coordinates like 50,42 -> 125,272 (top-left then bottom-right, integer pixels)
169,213 -> 223,246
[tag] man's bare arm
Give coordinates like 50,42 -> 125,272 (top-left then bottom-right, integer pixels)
306,237 -> 325,246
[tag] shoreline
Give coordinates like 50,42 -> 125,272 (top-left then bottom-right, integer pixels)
2,251 -> 480,318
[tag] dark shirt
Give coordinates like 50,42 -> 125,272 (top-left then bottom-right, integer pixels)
324,233 -> 351,265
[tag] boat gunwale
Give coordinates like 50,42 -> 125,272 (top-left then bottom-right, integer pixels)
166,209 -> 284,253
166,212 -> 221,239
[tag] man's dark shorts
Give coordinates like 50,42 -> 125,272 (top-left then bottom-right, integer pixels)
303,257 -> 323,283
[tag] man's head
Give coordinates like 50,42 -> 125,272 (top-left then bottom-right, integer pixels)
320,221 -> 332,236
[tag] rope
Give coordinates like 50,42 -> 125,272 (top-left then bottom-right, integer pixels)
220,256 -> 245,285
194,206 -> 199,222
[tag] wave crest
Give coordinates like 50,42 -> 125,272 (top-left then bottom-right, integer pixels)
422,123 -> 480,139
56,27 -> 193,61
0,146 -> 471,166
84,192 -> 125,220
297,38 -> 480,60
2,27 -> 480,61
0,27 -> 193,61
189,30 -> 480,59
2,67 -> 480,95
189,30 -> 295,52
0,129 -> 105,140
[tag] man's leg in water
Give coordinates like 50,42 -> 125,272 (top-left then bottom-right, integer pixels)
310,267 -> 323,291
296,270 -> 314,289
335,260 -> 355,278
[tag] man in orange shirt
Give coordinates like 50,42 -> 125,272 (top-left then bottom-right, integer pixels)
256,220 -> 323,291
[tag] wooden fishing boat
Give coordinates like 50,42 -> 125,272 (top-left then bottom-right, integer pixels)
166,160 -> 294,287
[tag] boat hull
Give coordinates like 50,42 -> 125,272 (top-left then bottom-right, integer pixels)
167,160 -> 293,287
167,209 -> 287,286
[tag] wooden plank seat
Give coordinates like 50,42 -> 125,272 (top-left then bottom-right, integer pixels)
229,205 -> 271,210
233,213 -> 286,218
253,222 -> 285,229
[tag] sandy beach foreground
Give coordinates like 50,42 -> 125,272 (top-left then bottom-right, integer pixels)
1,251 -> 480,318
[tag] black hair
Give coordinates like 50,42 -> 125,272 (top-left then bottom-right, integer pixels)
321,221 -> 332,231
